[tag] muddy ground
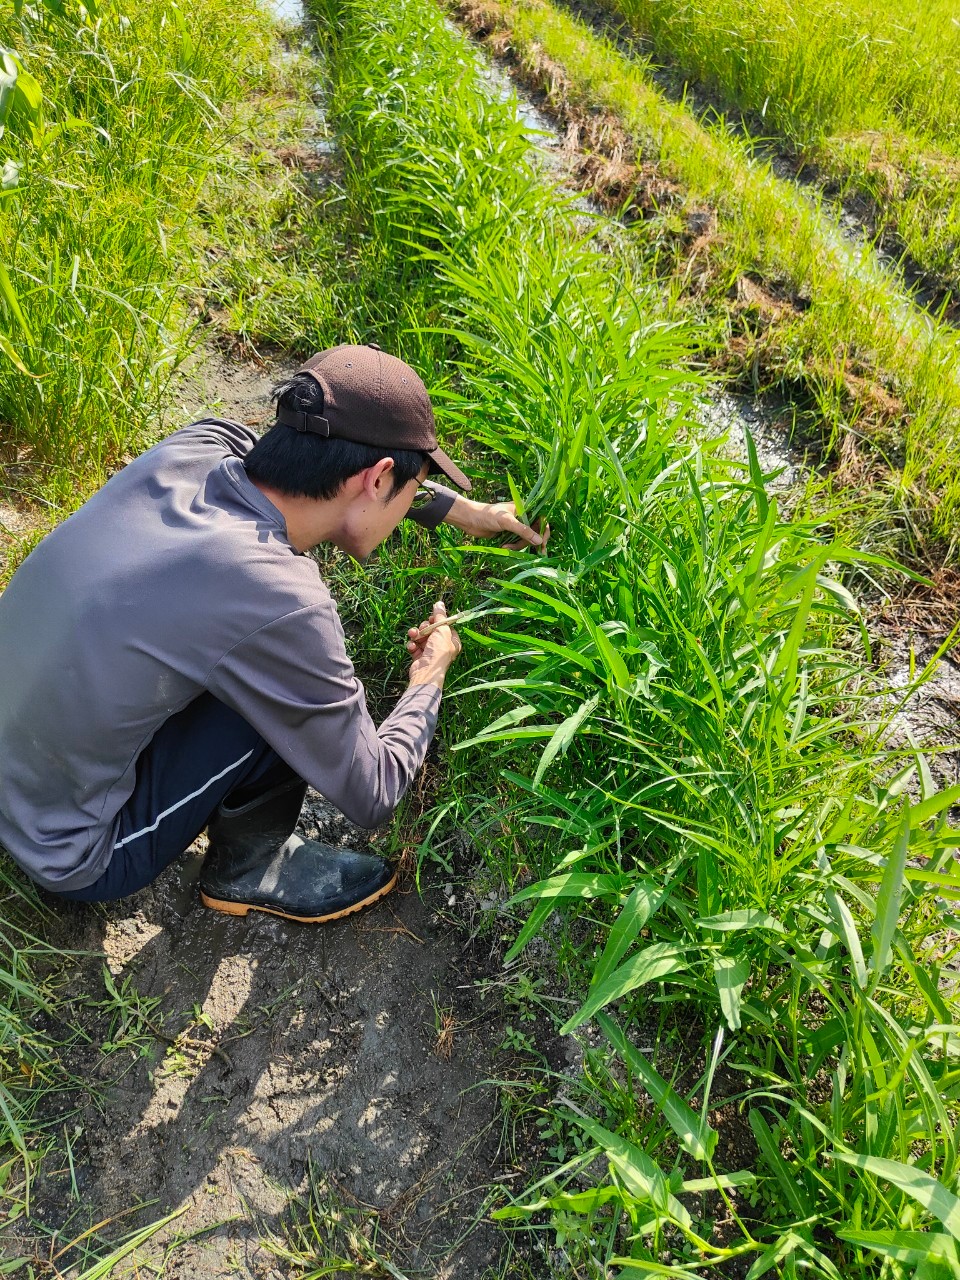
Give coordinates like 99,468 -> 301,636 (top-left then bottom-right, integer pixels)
7,786 -> 548,1279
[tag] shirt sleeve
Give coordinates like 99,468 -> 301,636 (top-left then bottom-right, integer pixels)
405,481 -> 457,530
204,602 -> 441,829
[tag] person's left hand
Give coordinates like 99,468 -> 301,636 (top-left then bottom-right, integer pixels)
443,494 -> 550,551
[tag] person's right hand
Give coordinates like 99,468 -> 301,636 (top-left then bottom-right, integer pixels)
406,600 -> 462,689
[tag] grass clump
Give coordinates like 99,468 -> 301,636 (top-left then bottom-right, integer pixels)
304,0 -> 960,1270
0,0 -> 278,526
600,0 -> 960,308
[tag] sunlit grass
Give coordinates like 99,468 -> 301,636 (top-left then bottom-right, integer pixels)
309,0 -> 960,1270
452,0 -> 960,557
0,0 -> 279,523
601,0 -> 960,300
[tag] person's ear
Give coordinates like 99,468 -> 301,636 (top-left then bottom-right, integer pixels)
359,457 -> 395,501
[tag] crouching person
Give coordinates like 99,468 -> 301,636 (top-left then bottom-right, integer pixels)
0,344 -> 542,921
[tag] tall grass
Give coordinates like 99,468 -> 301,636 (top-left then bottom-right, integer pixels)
452,0 -> 960,557
0,0 -> 277,517
604,0 -> 960,150
306,0 -> 960,1270
600,0 -> 960,299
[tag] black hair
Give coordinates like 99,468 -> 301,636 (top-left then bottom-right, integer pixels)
243,373 -> 426,501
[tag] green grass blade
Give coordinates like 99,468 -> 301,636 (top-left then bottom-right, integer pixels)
569,1113 -> 693,1228
868,806 -> 910,993
832,1154 -> 960,1239
560,944 -> 686,1034
713,953 -> 750,1030
592,879 -> 669,988
597,1012 -> 718,1161
533,694 -> 599,785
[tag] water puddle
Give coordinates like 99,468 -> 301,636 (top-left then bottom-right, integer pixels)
262,0 -> 304,21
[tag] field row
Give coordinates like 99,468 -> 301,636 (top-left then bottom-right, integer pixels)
304,0 -> 960,1272
1,0 -> 959,1274
596,0 -> 960,304
449,0 -> 960,560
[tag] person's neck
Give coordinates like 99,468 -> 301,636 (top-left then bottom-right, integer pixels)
249,479 -> 347,553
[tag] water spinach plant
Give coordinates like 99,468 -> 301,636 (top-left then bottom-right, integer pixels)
306,0 -> 960,1271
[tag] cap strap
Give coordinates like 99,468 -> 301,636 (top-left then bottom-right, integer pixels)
276,403 -> 331,436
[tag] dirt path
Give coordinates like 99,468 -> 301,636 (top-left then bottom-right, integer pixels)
14,787 -> 515,1278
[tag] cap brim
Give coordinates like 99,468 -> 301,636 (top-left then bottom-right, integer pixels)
428,446 -> 471,492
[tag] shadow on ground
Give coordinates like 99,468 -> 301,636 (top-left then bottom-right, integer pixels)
13,793 -> 515,1278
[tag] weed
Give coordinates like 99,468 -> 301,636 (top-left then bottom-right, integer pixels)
450,0 -> 960,554
263,1159 -> 403,1277
96,965 -> 165,1059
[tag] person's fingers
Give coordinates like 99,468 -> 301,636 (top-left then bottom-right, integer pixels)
515,522 -> 543,546
501,513 -> 546,551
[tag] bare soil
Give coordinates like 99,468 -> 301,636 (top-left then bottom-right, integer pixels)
8,792 -> 526,1278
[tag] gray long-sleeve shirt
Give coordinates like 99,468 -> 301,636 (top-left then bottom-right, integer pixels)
0,419 -> 457,891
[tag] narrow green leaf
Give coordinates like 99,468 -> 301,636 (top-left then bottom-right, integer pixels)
749,1111 -> 813,1218
560,944 -> 685,1034
911,784 -> 960,826
506,871 -> 628,907
697,910 -> 785,933
598,1012 -> 717,1160
570,1114 -> 692,1228
0,331 -> 32,375
533,695 -> 598,785
506,470 -> 526,518
592,879 -> 668,988
0,265 -> 31,340
72,1208 -> 188,1280
744,1232 -> 807,1280
823,885 -> 868,989
832,1153 -> 960,1239
835,1228 -> 958,1267
713,954 -> 750,1030
607,1261 -> 702,1279
503,896 -> 555,965
868,806 -> 910,991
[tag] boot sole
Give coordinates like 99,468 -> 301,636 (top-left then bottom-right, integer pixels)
199,870 -> 398,924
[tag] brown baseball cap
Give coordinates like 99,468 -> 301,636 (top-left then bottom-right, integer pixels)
276,343 -> 471,492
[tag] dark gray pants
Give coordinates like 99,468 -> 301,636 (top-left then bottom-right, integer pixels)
55,694 -> 294,902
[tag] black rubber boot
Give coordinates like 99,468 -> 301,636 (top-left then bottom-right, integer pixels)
199,777 -> 396,923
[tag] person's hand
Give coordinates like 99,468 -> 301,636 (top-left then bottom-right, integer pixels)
406,600 -> 462,689
443,494 -> 550,552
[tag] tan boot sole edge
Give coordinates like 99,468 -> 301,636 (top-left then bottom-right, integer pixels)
199,870 -> 398,924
